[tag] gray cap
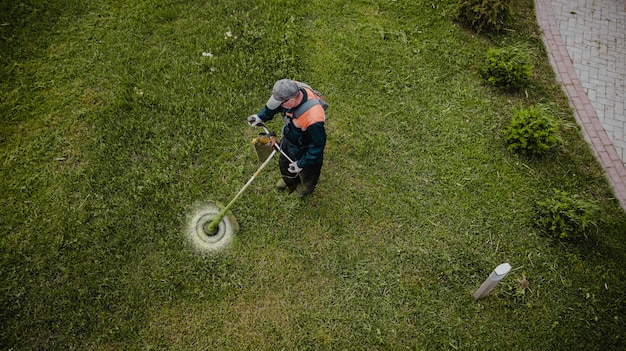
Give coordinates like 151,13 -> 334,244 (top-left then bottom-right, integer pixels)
266,79 -> 299,109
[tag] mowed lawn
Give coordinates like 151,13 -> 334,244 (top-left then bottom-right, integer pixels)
1,0 -> 625,350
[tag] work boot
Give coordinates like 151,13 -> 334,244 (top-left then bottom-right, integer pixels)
298,182 -> 316,197
275,179 -> 287,191
291,184 -> 313,198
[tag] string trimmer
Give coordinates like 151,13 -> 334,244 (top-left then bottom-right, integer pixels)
200,124 -> 294,237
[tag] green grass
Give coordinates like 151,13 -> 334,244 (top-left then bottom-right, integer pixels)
2,0 -> 625,349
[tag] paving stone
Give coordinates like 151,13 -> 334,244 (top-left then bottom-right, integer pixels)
535,0 -> 626,210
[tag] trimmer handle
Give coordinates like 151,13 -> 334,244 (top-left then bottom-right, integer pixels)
256,123 -> 270,135
255,123 -> 295,164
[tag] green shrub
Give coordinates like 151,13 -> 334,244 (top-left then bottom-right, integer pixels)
481,45 -> 533,90
504,104 -> 559,155
534,190 -> 599,239
457,0 -> 513,33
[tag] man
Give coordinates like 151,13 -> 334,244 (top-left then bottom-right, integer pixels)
247,79 -> 327,197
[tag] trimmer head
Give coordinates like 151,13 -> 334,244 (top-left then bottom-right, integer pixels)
186,202 -> 239,253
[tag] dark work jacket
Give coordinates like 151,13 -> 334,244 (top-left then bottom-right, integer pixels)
257,88 -> 326,168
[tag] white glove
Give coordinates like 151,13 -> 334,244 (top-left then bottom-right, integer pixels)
288,161 -> 302,174
247,114 -> 262,126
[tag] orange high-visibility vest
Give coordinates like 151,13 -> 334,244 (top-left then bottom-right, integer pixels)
284,85 -> 326,131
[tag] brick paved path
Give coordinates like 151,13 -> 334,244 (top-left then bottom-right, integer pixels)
535,0 -> 626,211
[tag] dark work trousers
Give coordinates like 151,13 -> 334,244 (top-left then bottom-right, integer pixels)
279,153 -> 323,195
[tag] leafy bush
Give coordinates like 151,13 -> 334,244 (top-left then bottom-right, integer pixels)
534,190 -> 599,239
504,104 -> 559,155
457,0 -> 513,33
481,45 -> 533,90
